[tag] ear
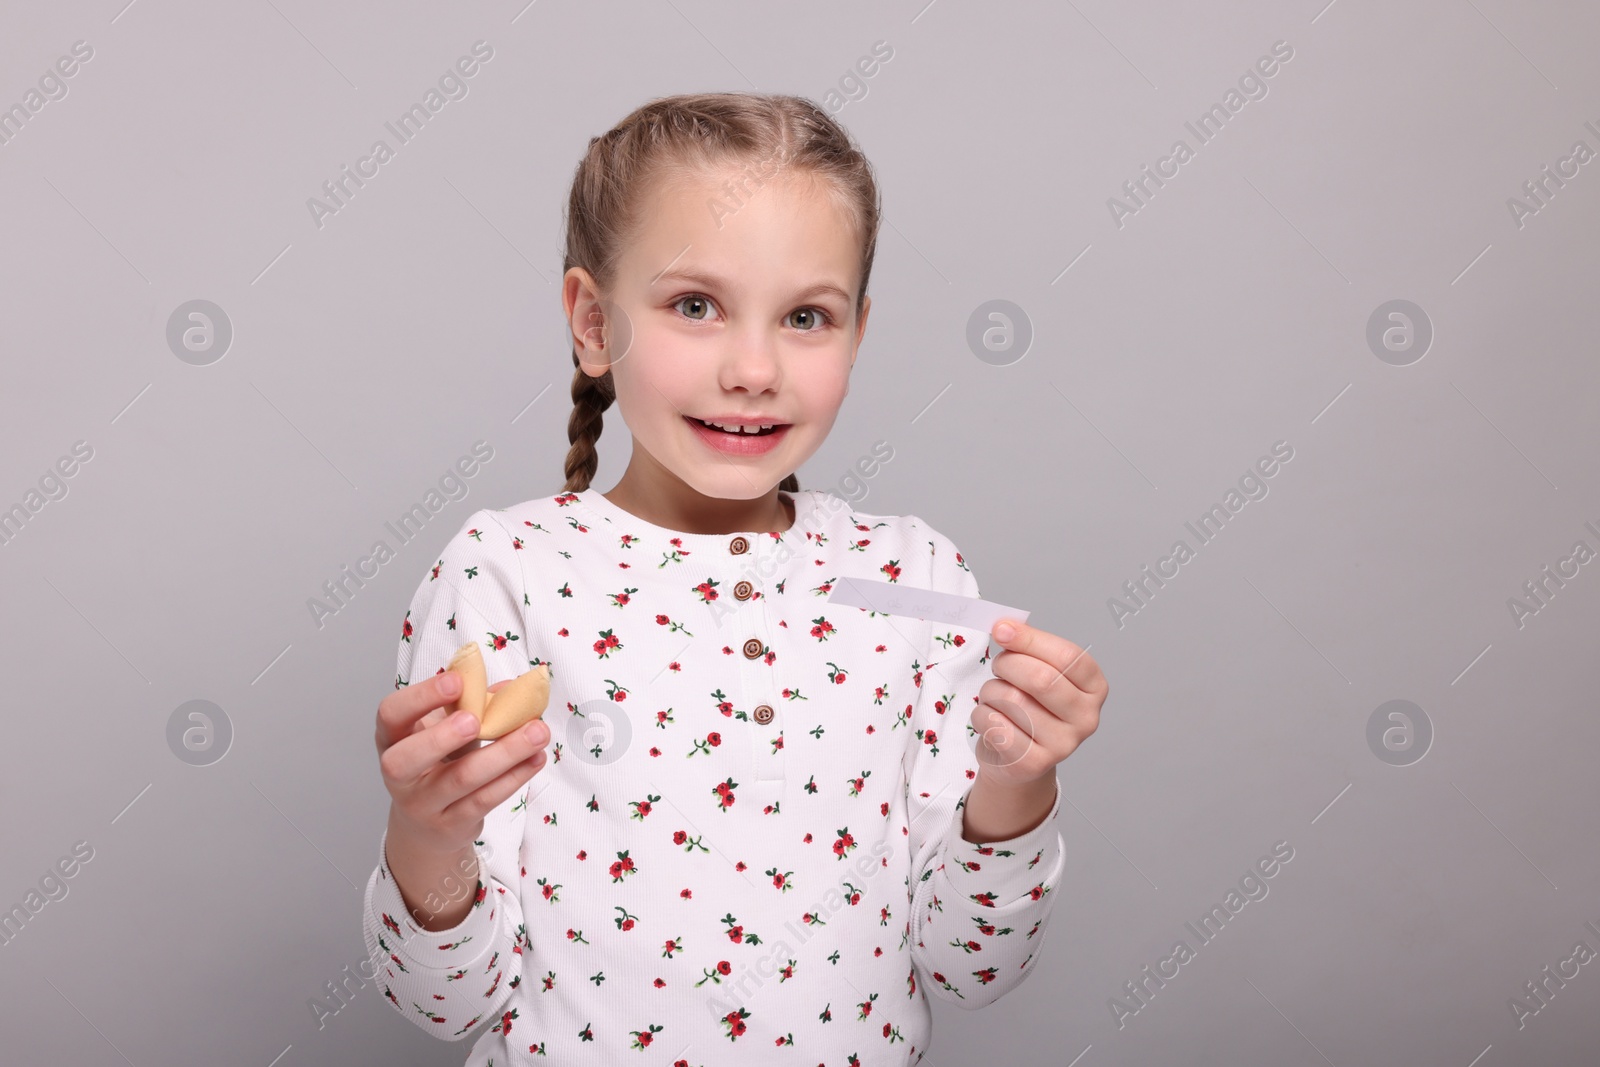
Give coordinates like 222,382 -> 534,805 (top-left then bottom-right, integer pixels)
564,267 -> 611,377
853,294 -> 871,358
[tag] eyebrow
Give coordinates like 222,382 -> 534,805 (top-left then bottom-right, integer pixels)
651,266 -> 853,306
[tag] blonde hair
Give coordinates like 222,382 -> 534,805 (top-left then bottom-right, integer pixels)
560,92 -> 882,493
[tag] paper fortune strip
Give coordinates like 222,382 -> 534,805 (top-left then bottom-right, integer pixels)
825,576 -> 1029,633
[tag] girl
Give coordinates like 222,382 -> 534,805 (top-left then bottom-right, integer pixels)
365,92 -> 1106,1065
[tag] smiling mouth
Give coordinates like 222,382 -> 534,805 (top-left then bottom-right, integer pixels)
687,416 -> 787,437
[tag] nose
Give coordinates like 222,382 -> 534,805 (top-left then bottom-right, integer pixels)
719,325 -> 783,392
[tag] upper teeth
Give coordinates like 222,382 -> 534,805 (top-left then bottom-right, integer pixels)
701,419 -> 775,434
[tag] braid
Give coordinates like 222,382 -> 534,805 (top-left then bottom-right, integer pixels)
562,355 -> 615,493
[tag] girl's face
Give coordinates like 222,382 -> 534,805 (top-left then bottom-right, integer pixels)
568,165 -> 869,505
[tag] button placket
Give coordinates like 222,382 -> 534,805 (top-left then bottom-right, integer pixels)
730,533 -> 785,794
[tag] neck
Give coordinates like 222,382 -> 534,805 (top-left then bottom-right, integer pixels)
602,475 -> 795,536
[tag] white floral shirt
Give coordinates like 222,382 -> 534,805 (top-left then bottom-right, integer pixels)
362,487 -> 1065,1065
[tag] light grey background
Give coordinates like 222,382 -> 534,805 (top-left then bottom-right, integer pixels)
3,1 -> 1598,1065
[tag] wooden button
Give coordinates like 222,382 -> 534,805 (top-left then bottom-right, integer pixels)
734,581 -> 753,600
729,536 -> 749,555
742,638 -> 763,659
753,704 -> 774,724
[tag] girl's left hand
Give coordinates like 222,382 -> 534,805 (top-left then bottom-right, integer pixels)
973,618 -> 1107,786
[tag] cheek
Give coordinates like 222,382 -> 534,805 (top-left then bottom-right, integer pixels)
612,329 -> 697,417
800,359 -> 852,416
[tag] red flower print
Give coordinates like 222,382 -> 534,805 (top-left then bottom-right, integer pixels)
629,794 -> 659,820
609,850 -> 637,883
592,628 -> 622,658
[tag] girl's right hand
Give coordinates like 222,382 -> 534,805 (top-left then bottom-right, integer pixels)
375,669 -> 552,856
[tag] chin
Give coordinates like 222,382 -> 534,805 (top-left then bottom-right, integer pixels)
685,473 -> 781,500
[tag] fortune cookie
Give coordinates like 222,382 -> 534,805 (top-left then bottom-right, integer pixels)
446,640 -> 551,740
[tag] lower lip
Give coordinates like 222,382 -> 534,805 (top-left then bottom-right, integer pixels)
685,416 -> 790,456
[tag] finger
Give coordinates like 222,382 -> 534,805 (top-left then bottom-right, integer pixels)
377,671 -> 463,751
972,699 -> 1041,774
990,619 -> 1105,702
986,647 -> 1077,725
434,720 -> 553,803
439,729 -> 484,763
412,678 -> 512,741
443,747 -> 548,823
380,706 -> 502,788
412,708 -> 449,737
977,680 -> 1076,756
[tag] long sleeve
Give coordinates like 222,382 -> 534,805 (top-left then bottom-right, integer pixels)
902,518 -> 1066,1009
361,508 -> 535,1042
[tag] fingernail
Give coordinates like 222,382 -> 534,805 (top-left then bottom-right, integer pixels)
995,621 -> 1017,642
440,672 -> 461,696
453,711 -> 479,736
522,720 -> 544,743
